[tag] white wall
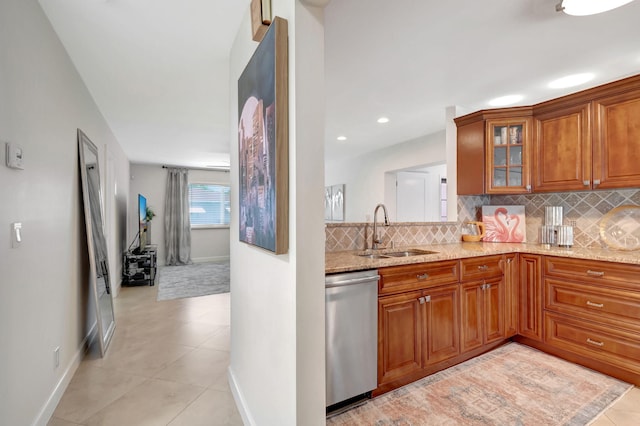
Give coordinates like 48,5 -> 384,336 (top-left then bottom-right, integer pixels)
0,1 -> 130,424
129,164 -> 230,266
228,1 -> 326,424
326,130 -> 446,222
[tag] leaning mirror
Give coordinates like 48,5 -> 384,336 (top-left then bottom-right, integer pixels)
78,129 -> 115,356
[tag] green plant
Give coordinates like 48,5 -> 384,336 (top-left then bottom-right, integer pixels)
145,206 -> 156,222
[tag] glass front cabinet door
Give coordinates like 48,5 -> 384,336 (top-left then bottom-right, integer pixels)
485,118 -> 531,194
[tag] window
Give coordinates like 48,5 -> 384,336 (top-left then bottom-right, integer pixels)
189,183 -> 230,227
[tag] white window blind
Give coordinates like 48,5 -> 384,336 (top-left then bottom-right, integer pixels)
189,183 -> 230,227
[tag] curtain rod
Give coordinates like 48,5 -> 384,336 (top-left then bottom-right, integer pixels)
162,165 -> 230,173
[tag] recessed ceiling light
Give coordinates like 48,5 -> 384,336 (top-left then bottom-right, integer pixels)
556,0 -> 635,16
488,94 -> 524,107
377,117 -> 390,124
548,73 -> 594,89
337,136 -> 347,141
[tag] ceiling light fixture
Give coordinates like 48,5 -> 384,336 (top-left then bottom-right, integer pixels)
488,94 -> 524,107
337,136 -> 347,141
556,0 -> 636,16
548,73 -> 595,89
377,117 -> 389,124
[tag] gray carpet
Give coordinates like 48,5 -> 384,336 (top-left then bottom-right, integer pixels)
157,261 -> 230,301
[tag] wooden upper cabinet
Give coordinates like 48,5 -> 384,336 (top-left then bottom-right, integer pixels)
455,107 -> 533,195
457,119 -> 486,195
592,88 -> 640,189
485,118 -> 532,194
457,73 -> 640,194
533,102 -> 591,192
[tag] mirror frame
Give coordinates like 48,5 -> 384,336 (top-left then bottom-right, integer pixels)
78,129 -> 115,356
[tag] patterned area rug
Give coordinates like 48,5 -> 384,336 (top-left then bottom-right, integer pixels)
157,261 -> 230,301
327,342 -> 632,425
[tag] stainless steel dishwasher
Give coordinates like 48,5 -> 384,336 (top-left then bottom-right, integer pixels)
325,269 -> 379,409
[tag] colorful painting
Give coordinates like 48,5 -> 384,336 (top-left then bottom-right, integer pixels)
238,17 -> 288,254
482,205 -> 526,242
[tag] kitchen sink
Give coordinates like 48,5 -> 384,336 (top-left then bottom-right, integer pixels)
358,253 -> 391,259
384,249 -> 438,257
358,249 -> 438,259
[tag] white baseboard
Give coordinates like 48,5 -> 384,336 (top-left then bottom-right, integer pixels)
228,366 -> 256,426
192,255 -> 230,264
33,324 -> 97,426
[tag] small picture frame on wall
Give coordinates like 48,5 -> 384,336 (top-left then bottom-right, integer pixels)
238,17 -> 289,254
324,184 -> 345,222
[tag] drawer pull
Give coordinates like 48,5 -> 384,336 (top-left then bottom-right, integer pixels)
418,296 -> 425,304
586,301 -> 604,308
478,265 -> 489,271
586,338 -> 604,347
424,295 -> 431,303
417,273 -> 429,280
586,270 -> 605,277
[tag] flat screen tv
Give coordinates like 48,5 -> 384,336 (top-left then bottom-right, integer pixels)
137,194 -> 148,253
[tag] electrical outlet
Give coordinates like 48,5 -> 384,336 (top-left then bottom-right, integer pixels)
54,346 -> 60,368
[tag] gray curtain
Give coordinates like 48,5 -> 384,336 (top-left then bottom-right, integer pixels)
164,168 -> 192,265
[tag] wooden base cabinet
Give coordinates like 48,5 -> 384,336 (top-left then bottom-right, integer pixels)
460,277 -> 505,353
537,256 -> 640,385
378,290 -> 423,385
459,255 -> 508,353
377,284 -> 460,386
518,254 -> 543,341
422,284 -> 460,365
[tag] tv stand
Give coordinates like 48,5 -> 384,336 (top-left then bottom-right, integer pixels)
123,245 -> 157,286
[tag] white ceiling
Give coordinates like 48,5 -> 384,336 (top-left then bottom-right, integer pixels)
39,0 -> 640,168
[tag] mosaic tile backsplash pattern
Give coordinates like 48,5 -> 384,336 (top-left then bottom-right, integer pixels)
325,189 -> 640,252
325,222 -> 460,252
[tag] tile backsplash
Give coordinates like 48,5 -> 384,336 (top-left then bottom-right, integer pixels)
325,222 -> 460,252
325,189 -> 640,252
462,189 -> 640,249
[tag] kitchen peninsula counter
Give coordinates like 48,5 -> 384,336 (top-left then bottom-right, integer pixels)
326,242 -> 640,274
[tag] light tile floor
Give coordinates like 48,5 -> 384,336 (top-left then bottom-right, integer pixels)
48,285 -> 243,426
48,283 -> 640,425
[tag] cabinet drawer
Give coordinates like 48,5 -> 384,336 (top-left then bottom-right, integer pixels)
545,278 -> 640,332
379,260 -> 459,295
544,256 -> 640,289
544,312 -> 640,375
460,255 -> 503,281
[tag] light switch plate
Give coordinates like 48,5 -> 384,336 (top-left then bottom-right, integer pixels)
11,222 -> 22,248
6,142 -> 24,170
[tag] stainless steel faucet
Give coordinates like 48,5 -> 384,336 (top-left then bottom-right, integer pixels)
372,203 -> 390,250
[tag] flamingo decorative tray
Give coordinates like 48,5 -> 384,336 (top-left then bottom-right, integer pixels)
481,205 -> 527,243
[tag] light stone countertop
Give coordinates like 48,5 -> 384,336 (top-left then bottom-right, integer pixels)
325,242 -> 640,274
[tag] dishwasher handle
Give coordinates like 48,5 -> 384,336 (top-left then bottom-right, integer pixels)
326,275 -> 380,288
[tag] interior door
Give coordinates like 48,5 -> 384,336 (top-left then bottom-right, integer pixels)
396,171 -> 426,222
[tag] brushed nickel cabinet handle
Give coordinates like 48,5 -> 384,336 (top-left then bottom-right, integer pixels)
418,297 -> 425,304
424,295 -> 431,303
417,273 -> 429,280
586,301 -> 604,308
478,265 -> 488,271
586,270 -> 605,277
583,180 -> 590,186
586,338 -> 604,347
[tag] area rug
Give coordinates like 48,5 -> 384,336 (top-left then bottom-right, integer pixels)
327,342 -> 632,425
157,261 -> 229,301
